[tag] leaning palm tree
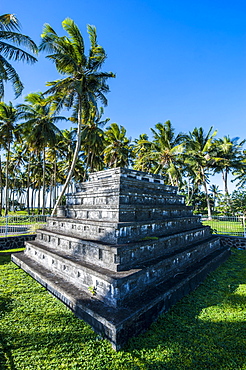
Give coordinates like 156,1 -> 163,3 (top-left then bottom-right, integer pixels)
0,14 -> 38,99
39,18 -> 115,216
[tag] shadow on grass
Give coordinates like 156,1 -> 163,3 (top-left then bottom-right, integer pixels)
0,297 -> 16,370
0,250 -> 246,369
123,250 -> 246,369
0,254 -> 11,265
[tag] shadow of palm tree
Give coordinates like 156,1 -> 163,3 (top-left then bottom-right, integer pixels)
0,296 -> 15,370
0,254 -> 11,265
123,250 -> 246,369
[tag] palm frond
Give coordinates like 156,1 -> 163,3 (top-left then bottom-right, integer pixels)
62,18 -> 85,59
0,31 -> 38,54
0,55 -> 23,98
0,14 -> 20,32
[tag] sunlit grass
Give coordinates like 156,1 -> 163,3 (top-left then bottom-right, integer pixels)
0,249 -> 246,369
0,248 -> 25,253
202,220 -> 244,235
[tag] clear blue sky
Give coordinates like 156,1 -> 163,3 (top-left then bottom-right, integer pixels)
2,0 -> 246,191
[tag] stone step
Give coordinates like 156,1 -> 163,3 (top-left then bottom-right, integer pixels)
66,204 -> 193,222
45,215 -> 202,244
34,226 -> 212,271
67,189 -> 185,208
23,235 -> 221,308
11,245 -> 230,350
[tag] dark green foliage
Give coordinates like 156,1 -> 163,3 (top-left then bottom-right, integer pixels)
0,250 -> 246,369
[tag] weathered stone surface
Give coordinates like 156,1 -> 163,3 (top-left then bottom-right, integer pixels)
12,167 -> 230,350
0,234 -> 35,250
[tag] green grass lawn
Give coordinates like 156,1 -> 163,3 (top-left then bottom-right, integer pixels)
1,250 -> 246,369
202,220 -> 245,235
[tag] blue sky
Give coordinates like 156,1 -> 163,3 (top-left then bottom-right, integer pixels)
2,0 -> 246,191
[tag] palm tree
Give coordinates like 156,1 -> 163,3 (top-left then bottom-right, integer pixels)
184,126 -> 217,219
214,136 -> 245,196
46,131 -> 69,210
56,128 -> 83,189
8,143 -> 27,212
103,123 -> 132,168
0,14 -> 38,99
232,156 -> 246,189
0,101 -> 22,215
133,134 -> 154,172
18,92 -> 66,214
81,105 -> 109,177
209,184 -> 222,213
150,121 -> 185,186
39,18 -> 115,216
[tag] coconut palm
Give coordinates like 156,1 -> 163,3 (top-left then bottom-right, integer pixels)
0,101 -> 22,215
209,184 -> 222,213
39,18 -> 115,216
133,134 -> 154,172
150,121 -> 185,186
184,126 -> 217,219
7,143 -> 27,212
0,13 -> 38,99
18,92 -> 66,214
81,105 -> 109,177
213,136 -> 245,196
103,123 -> 132,168
46,131 -> 69,210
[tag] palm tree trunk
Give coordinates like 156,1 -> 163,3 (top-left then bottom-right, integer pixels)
49,174 -> 53,212
31,187 -> 35,213
222,169 -> 229,196
38,184 -> 41,214
26,161 -> 30,215
83,147 -> 91,181
4,141 -> 10,216
42,148 -> 46,215
0,155 -> 2,215
201,169 -> 212,219
168,172 -> 175,186
53,157 -> 57,208
51,101 -> 82,217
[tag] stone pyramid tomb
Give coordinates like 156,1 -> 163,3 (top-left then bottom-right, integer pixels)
12,168 -> 230,350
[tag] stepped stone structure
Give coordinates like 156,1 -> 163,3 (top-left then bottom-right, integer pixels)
12,168 -> 230,350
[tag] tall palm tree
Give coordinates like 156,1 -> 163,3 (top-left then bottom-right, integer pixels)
184,126 -> 217,219
8,143 -> 27,212
81,105 -> 109,177
56,128 -> 83,187
150,121 -> 185,186
46,131 -> 69,210
39,18 -> 115,216
209,184 -> 222,213
0,14 -> 38,99
0,101 -> 21,215
18,92 -> 66,214
103,123 -> 132,168
214,136 -> 245,196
